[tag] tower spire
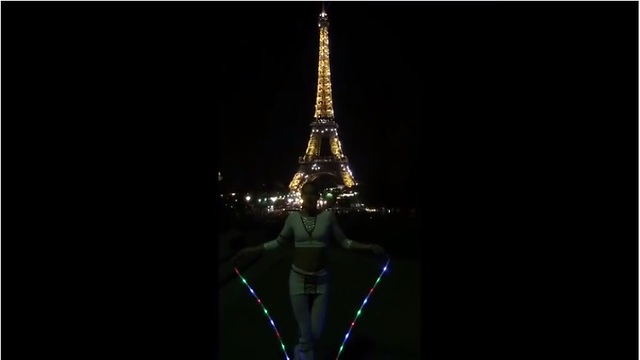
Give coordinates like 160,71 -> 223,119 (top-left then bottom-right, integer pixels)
314,6 -> 334,120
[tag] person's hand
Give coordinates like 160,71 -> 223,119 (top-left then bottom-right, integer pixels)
232,246 -> 261,264
369,244 -> 386,255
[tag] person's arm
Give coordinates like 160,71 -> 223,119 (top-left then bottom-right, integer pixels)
232,214 -> 295,263
260,213 -> 294,251
329,211 -> 372,251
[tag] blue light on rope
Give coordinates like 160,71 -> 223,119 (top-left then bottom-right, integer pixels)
234,267 -> 290,360
335,255 -> 390,360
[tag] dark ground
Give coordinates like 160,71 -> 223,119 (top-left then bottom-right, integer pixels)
218,212 -> 421,360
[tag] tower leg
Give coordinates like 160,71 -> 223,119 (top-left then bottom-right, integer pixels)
305,134 -> 321,158
340,171 -> 355,188
289,171 -> 306,192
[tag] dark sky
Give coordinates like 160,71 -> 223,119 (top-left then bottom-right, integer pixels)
216,2 -> 424,205
214,1 -> 637,208
3,1 -> 634,210
2,4 -> 637,354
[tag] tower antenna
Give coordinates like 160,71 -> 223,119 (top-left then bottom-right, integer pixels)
321,2 -> 331,15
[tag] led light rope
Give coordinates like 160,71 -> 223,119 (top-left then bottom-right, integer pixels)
233,267 -> 290,360
335,255 -> 390,360
234,255 -> 390,360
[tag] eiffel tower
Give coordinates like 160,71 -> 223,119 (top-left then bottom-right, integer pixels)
288,6 -> 357,193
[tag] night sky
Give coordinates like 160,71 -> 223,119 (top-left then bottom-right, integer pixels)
213,1 -> 636,209
2,3 -> 637,357
217,2 -> 424,206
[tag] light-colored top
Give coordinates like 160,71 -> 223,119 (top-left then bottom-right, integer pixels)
276,210 -> 351,249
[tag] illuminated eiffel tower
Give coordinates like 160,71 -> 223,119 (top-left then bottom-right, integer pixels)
288,6 -> 358,193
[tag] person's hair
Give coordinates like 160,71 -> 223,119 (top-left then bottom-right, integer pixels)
301,181 -> 320,195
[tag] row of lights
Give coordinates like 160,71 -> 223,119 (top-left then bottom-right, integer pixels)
312,128 -> 337,133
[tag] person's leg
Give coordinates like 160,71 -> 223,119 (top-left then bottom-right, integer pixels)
290,294 -> 314,359
310,292 -> 329,343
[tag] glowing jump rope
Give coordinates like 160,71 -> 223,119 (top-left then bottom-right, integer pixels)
233,254 -> 390,360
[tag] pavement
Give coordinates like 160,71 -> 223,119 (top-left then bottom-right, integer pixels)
218,229 -> 421,360
218,229 -> 243,263
218,228 -> 270,287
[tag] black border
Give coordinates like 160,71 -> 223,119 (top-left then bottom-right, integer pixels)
2,2 -> 638,359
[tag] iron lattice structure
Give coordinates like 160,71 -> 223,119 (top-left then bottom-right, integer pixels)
288,8 -> 357,193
